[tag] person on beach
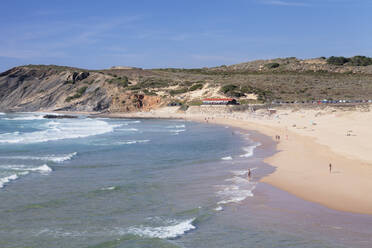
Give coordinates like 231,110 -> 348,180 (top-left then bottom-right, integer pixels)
329,163 -> 332,173
247,169 -> 251,179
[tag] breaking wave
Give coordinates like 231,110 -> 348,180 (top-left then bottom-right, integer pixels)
127,218 -> 196,239
239,143 -> 261,158
0,174 -> 21,188
4,115 -> 44,121
216,169 -> 257,205
3,164 -> 52,174
95,140 -> 150,146
221,156 -> 232,161
0,119 -> 117,144
0,152 -> 77,163
166,124 -> 186,129
0,164 -> 52,189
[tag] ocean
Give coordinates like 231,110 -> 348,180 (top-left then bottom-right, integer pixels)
0,112 -> 371,248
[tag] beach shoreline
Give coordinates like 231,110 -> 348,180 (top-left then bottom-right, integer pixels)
69,106 -> 372,215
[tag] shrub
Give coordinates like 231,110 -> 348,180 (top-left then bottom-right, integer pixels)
169,88 -> 188,95
349,56 -> 372,66
77,86 -> 88,95
327,56 -> 349,66
189,83 -> 203,91
220,84 -> 237,94
65,86 -> 87,102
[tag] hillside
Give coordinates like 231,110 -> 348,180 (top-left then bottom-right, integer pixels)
1,57 -> 372,112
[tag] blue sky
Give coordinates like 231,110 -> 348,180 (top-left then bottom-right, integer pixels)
0,0 -> 371,71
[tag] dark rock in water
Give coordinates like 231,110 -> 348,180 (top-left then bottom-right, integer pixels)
43,114 -> 78,119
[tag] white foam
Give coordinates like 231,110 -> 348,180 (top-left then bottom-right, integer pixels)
127,218 -> 196,239
0,119 -> 116,144
216,170 -> 257,205
231,170 -> 248,176
4,114 -> 44,121
0,152 -> 77,163
225,176 -> 250,184
27,164 -> 52,174
169,129 -> 186,136
217,186 -> 254,205
6,164 -> 52,174
214,206 -> 223,211
221,156 -> 233,161
117,140 -> 150,145
166,124 -> 186,129
0,112 -> 5,115
115,128 -> 139,132
101,186 -> 116,191
0,174 -> 19,188
239,143 -> 261,158
96,140 -> 150,146
124,120 -> 141,124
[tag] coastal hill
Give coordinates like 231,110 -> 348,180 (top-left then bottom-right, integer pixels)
1,56 -> 372,112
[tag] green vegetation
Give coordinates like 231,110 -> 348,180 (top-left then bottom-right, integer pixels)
169,87 -> 188,95
65,86 -> 88,102
220,84 -> 238,94
107,76 -> 129,87
327,56 -> 350,66
327,56 -> 372,66
189,83 -> 203,91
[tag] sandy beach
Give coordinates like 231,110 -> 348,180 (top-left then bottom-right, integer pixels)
95,105 -> 372,215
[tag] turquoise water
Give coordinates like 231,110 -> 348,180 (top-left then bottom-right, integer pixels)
0,112 -> 371,248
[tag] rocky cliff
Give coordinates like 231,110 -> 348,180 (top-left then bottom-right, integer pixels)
0,65 -> 163,112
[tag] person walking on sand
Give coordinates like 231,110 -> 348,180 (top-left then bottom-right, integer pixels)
329,163 -> 332,173
247,169 -> 251,179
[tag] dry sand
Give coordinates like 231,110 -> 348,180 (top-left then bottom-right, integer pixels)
96,105 -> 372,215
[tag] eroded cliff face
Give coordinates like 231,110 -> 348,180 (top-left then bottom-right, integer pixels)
0,66 -> 164,112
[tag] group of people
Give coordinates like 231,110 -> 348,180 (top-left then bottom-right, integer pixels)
275,135 -> 281,141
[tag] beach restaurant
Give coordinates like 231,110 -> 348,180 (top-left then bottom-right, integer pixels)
202,98 -> 238,105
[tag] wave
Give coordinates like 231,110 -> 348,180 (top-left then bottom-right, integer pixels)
231,170 -> 248,176
217,185 -> 254,205
0,112 -> 5,115
101,186 -> 117,191
127,218 -> 196,239
0,152 -> 77,163
169,129 -> 186,135
0,174 -> 19,188
216,168 -> 257,205
116,140 -> 150,145
3,164 -> 52,174
221,156 -> 232,161
115,128 -> 139,132
0,119 -> 116,144
0,164 -> 52,189
95,140 -> 150,146
25,164 -> 52,173
214,206 -> 223,211
166,125 -> 185,129
239,143 -> 261,158
123,120 -> 141,124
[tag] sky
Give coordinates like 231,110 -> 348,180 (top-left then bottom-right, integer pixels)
0,0 -> 371,71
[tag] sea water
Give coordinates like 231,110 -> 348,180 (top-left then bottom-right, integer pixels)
0,112 -> 371,248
